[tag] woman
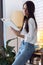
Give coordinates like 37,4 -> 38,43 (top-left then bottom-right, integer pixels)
11,1 -> 37,65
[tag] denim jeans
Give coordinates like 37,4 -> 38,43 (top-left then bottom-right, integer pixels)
12,40 -> 35,65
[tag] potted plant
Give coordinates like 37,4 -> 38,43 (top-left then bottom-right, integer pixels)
0,38 -> 16,65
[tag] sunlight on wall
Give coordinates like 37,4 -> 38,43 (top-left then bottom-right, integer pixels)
37,30 -> 43,43
10,11 -> 24,29
37,30 -> 43,48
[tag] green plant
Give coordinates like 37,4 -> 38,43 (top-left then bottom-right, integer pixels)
0,38 -> 16,65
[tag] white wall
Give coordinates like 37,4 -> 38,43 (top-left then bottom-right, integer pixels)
31,0 -> 43,30
3,0 -> 27,18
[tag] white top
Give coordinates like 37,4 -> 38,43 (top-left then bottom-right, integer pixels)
20,18 -> 37,45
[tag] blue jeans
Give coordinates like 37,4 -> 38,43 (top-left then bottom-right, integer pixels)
12,40 -> 35,65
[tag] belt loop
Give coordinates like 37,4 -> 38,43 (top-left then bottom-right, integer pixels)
23,40 -> 24,44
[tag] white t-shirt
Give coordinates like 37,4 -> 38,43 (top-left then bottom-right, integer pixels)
20,18 -> 37,45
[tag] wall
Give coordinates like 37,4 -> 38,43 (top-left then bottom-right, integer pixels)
3,0 -> 25,18
31,0 -> 43,30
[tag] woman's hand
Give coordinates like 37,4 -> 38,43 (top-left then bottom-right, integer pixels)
10,27 -> 24,38
10,27 -> 20,36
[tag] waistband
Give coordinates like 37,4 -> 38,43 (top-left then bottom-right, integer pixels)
21,40 -> 34,46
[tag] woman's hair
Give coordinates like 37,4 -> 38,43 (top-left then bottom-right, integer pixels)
20,1 -> 37,33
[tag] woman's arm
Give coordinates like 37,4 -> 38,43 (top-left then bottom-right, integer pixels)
10,27 -> 24,38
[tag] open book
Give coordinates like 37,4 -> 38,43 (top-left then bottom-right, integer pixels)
2,18 -> 20,31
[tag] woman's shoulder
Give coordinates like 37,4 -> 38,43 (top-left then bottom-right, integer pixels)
28,17 -> 35,25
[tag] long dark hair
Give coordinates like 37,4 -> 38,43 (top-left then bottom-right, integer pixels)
20,1 -> 37,33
